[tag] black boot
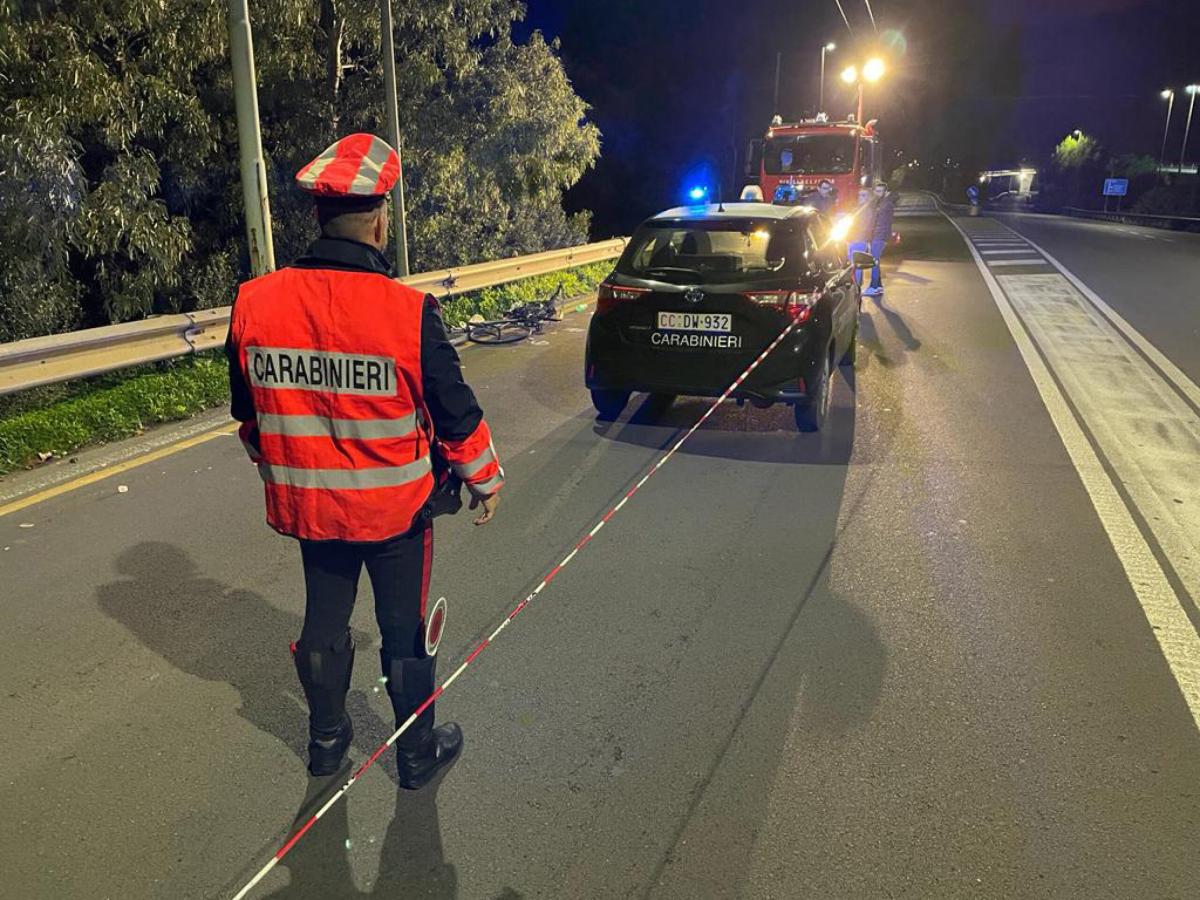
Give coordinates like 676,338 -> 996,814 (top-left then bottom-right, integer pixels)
294,634 -> 356,776
381,652 -> 464,790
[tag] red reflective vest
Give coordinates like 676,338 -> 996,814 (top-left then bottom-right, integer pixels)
230,267 -> 502,542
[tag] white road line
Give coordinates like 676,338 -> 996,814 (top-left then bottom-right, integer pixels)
988,258 -> 1048,266
990,221 -> 1200,412
981,249 -> 1036,255
944,212 -> 1200,735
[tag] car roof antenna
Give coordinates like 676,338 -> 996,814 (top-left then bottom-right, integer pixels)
717,178 -> 725,213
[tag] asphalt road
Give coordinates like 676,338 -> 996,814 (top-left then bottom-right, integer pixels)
991,212 -> 1200,387
2,207 -> 1198,900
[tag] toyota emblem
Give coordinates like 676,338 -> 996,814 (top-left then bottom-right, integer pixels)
684,287 -> 704,305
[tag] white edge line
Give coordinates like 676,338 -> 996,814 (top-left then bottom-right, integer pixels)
943,210 -> 1200,734
992,222 -> 1200,412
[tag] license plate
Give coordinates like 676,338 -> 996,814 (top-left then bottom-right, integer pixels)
656,312 -> 732,333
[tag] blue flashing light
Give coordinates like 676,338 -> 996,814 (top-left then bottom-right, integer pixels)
688,186 -> 709,201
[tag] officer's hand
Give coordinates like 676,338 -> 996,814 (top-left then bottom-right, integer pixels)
469,490 -> 500,526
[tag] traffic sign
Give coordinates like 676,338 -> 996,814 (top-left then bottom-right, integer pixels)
1103,178 -> 1129,197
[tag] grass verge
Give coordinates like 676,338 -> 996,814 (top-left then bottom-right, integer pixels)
0,260 -> 613,476
0,355 -> 229,476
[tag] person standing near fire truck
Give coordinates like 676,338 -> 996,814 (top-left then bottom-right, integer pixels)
847,186 -> 874,287
863,180 -> 895,297
226,133 -> 503,786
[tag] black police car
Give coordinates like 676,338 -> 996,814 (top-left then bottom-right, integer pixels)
585,202 -> 861,431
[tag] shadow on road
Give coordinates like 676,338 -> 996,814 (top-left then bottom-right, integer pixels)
591,365 -> 858,466
871,295 -> 923,352
856,290 -> 922,370
259,777 -> 463,899
628,415 -> 892,900
96,543 -> 395,776
636,457 -> 888,898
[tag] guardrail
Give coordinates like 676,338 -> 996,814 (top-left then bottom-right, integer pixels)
1062,207 -> 1200,232
0,238 -> 626,396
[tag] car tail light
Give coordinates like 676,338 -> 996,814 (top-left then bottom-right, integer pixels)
597,282 -> 650,314
743,290 -> 817,323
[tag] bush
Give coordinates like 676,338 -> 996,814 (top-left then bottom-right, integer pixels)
1133,184 -> 1198,217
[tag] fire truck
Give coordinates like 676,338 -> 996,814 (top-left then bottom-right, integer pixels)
745,114 -> 883,213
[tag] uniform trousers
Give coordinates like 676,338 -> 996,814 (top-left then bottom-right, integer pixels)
298,519 -> 433,660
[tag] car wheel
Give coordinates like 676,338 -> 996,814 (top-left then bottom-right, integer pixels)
794,351 -> 832,432
591,388 -> 631,421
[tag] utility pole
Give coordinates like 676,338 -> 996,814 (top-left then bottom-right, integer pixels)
380,0 -> 410,276
228,0 -> 275,276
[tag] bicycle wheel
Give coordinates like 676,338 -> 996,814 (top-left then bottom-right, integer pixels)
467,320 -> 531,345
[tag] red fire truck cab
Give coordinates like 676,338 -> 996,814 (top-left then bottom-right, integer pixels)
746,115 -> 883,213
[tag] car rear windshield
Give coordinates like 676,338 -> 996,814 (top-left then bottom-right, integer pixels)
618,220 -> 805,285
764,134 -> 855,175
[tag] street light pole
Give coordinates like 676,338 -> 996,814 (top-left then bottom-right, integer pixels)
1159,89 -> 1175,175
819,42 -> 835,114
773,51 -> 782,116
228,0 -> 275,277
1180,84 -> 1199,175
380,0 -> 410,276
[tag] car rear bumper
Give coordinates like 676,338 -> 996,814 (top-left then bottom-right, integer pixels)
586,319 -> 826,405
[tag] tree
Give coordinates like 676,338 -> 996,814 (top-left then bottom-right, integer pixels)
0,0 -> 600,342
1051,130 -> 1103,208
0,0 -> 228,340
1110,154 -> 1158,179
1052,131 -> 1101,170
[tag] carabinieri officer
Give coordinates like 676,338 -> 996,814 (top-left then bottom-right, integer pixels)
226,133 -> 503,787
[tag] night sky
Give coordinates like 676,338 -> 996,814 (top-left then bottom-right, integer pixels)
518,0 -> 1200,236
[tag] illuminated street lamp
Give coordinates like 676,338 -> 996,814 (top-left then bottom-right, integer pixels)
840,59 -> 886,124
819,42 -> 837,113
1159,89 -> 1175,175
1180,84 -> 1199,174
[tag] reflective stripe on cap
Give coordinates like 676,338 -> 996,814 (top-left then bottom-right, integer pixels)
296,133 -> 400,198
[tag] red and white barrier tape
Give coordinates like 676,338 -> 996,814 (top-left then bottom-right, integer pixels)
230,316 -> 801,899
